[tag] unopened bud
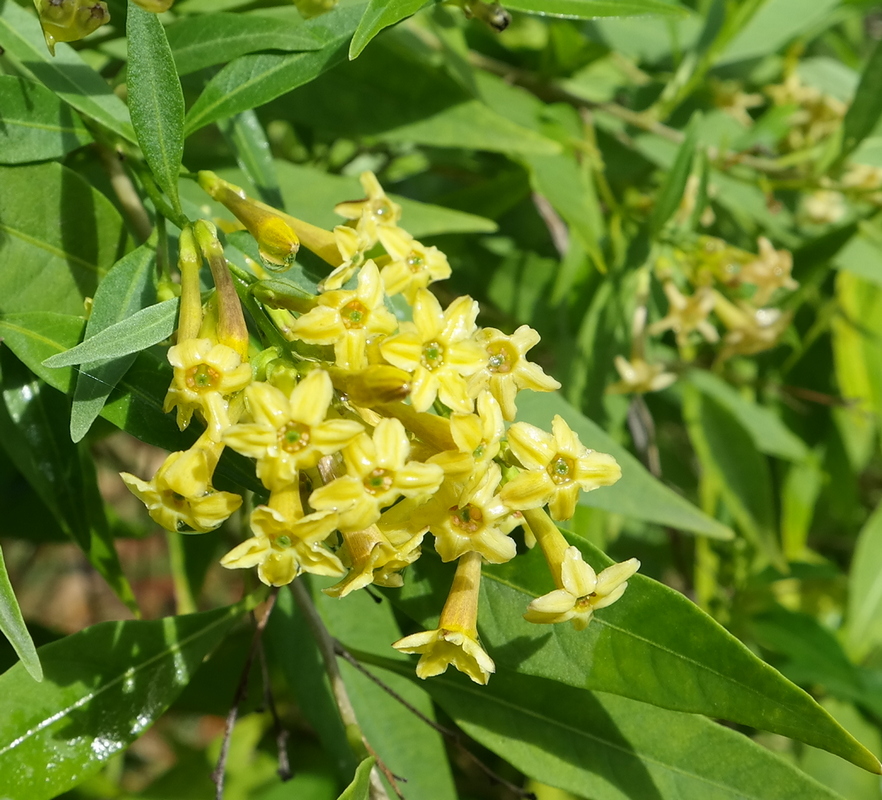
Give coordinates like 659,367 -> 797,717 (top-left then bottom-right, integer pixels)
293,0 -> 337,19
132,0 -> 174,11
197,171 -> 299,272
35,0 -> 110,55
462,0 -> 510,32
328,365 -> 411,407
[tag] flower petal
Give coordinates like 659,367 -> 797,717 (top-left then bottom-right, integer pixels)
289,369 -> 333,426
506,422 -> 555,469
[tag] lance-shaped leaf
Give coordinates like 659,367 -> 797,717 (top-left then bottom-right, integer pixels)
516,391 -> 733,539
0,2 -> 135,143
43,298 -> 178,368
848,501 -> 882,660
0,546 -> 41,682
361,659 -> 847,800
0,76 -> 92,165
184,3 -> 367,136
126,1 -> 186,213
0,351 -> 137,613
166,12 -> 322,75
391,538 -> 881,774
349,0 -> 430,59
840,41 -> 882,160
0,602 -> 252,800
338,758 -> 374,800
70,242 -> 157,442
650,112 -> 701,235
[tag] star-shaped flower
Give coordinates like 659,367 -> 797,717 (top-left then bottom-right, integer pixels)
222,370 -> 364,491
380,289 -> 486,413
378,226 -> 451,303
500,415 -> 621,521
525,546 -> 639,631
334,171 -> 402,245
647,282 -> 719,349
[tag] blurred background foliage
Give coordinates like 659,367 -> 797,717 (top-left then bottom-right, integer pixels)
3,0 -> 882,798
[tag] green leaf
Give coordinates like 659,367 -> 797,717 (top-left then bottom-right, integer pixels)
0,163 -> 132,316
0,546 -> 41,682
184,4 -> 367,136
311,580 -> 459,800
516,391 -> 733,539
69,242 -> 158,442
392,538 -> 881,774
847,501 -> 882,659
0,313 -> 85,394
349,0 -> 430,59
43,298 -> 178,368
126,1 -> 186,213
364,660 -> 847,800
217,111 -> 284,207
0,602 -> 249,800
686,369 -> 808,462
503,0 -> 688,17
0,350 -> 137,613
0,2 -> 135,144
842,42 -> 882,160
683,385 -> 783,568
650,112 -> 700,235
338,758 -> 374,800
166,12 -> 322,76
0,76 -> 93,165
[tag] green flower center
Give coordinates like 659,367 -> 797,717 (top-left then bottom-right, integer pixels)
275,535 -> 292,549
421,341 -> 445,370
364,468 -> 394,495
547,455 -> 574,485
449,503 -> 483,534
279,422 -> 311,453
406,251 -> 425,273
341,300 -> 368,329
185,363 -> 220,391
486,341 -> 517,374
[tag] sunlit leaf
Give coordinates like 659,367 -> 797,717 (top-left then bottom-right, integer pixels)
503,0 -> 688,17
0,546 -> 41,682
337,757 -> 374,800
349,0 -> 430,59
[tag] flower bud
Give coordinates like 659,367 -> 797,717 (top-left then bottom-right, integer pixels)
327,365 -> 412,407
35,0 -> 110,55
132,0 -> 174,11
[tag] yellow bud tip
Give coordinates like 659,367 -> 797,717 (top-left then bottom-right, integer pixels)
257,217 -> 300,272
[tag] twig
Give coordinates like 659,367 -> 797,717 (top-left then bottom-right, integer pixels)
335,644 -> 536,800
258,643 -> 292,781
289,581 -> 395,800
96,143 -> 153,243
212,589 -> 280,800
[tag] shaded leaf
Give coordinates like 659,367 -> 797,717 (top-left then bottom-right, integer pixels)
127,2 -> 186,212
0,312 -> 85,394
687,369 -> 808,461
70,241 -> 157,442
842,42 -> 882,160
364,659 -> 846,800
0,546 -> 41,682
0,350 -> 137,612
650,112 -> 700,235
0,602 -> 250,800
0,163 -> 131,317
166,12 -> 322,76
217,110 -> 283,207
0,76 -> 92,165
516,391 -> 733,539
44,298 -> 178,368
349,0 -> 430,59
391,536 -> 880,773
184,4 -> 366,136
0,1 -> 135,143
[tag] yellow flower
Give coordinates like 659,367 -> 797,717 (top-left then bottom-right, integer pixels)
393,551 -> 495,684
221,503 -> 344,586
431,463 -> 517,564
377,227 -> 451,303
467,326 -> 560,421
714,293 -> 792,362
334,171 -> 402,245
380,289 -> 486,413
739,237 -> 798,306
647,282 -> 719,349
449,390 -> 505,465
606,355 -> 677,395
500,415 -> 621,521
163,338 -> 253,441
222,370 -> 364,491
318,225 -> 370,292
120,440 -> 241,533
309,417 -> 444,531
288,261 -> 397,370
323,525 -> 425,598
525,545 -> 639,631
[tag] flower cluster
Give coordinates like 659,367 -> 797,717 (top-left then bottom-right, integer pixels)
121,171 -> 638,684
